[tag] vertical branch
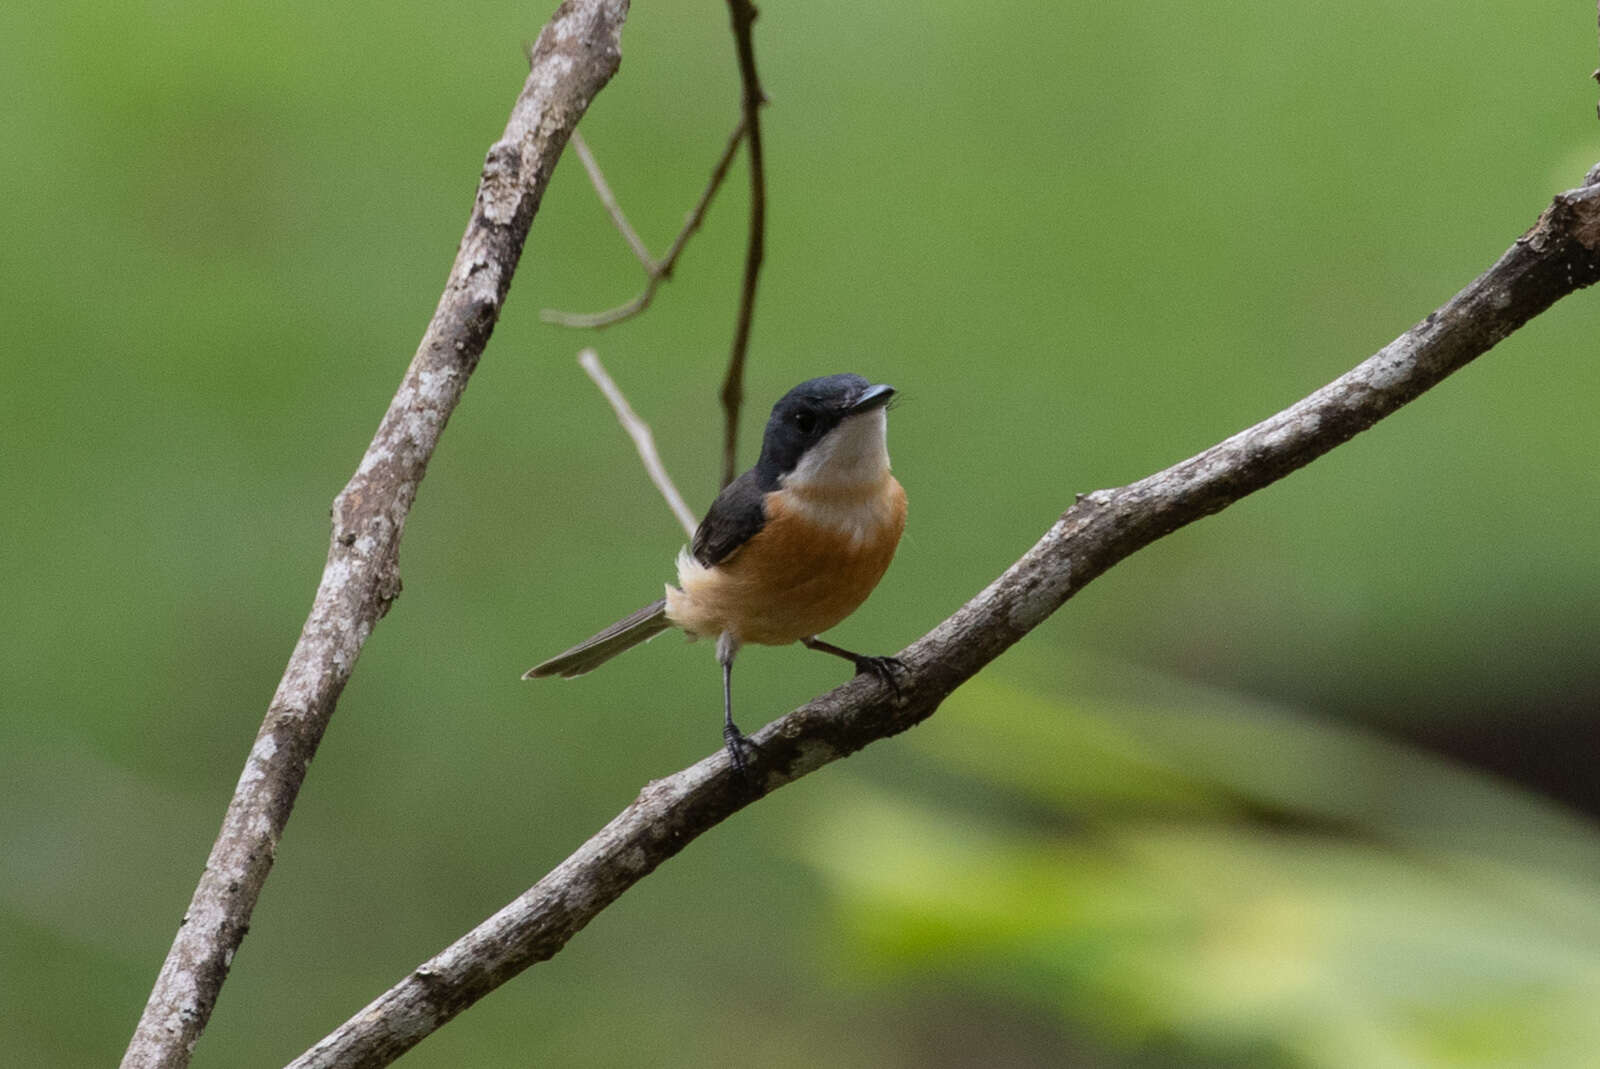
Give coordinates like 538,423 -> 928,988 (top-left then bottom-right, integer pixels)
719,0 -> 767,488
117,4 -> 630,1067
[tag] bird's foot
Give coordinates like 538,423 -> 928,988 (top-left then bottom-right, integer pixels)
801,637 -> 907,696
851,654 -> 906,696
723,721 -> 760,790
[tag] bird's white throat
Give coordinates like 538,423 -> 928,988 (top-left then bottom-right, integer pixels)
780,408 -> 891,494
774,408 -> 896,543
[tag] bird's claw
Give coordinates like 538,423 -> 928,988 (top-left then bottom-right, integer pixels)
723,722 -> 760,789
853,654 -> 906,696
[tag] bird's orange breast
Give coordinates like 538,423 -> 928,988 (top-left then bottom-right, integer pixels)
665,476 -> 905,646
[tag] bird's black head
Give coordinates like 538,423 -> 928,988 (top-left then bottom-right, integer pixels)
754,373 -> 895,483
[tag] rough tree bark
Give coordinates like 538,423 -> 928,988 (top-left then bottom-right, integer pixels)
285,174 -> 1600,1068
118,3 -> 631,1067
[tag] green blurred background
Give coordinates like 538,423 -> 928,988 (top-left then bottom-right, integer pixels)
5,1 -> 1600,1065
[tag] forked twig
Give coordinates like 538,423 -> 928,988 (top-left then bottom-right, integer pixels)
544,0 -> 766,486
578,349 -> 698,538
542,120 -> 747,329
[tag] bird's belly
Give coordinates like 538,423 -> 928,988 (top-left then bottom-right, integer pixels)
666,481 -> 904,646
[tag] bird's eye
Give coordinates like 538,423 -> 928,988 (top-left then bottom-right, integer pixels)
792,410 -> 817,434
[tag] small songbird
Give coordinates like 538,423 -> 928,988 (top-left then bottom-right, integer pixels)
524,373 -> 907,774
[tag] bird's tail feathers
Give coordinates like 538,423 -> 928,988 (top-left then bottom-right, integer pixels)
522,598 -> 671,680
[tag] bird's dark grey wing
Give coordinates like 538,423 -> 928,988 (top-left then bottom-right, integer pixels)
691,468 -> 769,566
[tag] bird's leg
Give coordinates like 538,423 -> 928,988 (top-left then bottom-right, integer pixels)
801,636 -> 905,695
717,632 -> 755,779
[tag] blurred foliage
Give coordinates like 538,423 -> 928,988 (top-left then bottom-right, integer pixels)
3,0 -> 1598,1065
805,655 -> 1600,1067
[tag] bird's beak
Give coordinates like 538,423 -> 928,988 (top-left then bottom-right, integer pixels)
847,383 -> 895,414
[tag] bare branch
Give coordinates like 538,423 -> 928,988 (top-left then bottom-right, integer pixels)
287,171 -> 1600,1069
718,0 -> 767,489
117,4 -> 631,1067
542,119 -> 747,329
579,349 -> 698,538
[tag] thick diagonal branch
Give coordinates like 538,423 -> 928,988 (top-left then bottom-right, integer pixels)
118,4 -> 630,1067
288,176 -> 1600,1069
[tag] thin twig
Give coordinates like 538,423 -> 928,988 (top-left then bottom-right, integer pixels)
542,119 -> 747,329
656,119 -> 746,282
287,171 -> 1600,1069
116,5 -> 631,1068
569,130 -> 657,270
579,349 -> 698,538
718,0 -> 767,489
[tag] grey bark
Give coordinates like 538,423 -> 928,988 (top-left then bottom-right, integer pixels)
118,3 -> 631,1067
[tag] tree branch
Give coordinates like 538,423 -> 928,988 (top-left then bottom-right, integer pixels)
718,0 -> 767,488
287,171 -> 1600,1069
117,4 -> 630,1067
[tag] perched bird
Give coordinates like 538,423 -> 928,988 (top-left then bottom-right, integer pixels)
524,373 -> 907,774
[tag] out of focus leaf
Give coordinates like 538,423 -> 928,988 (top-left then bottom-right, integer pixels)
804,661 -> 1600,1067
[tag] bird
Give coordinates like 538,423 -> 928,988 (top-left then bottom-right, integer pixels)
524,373 -> 907,776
